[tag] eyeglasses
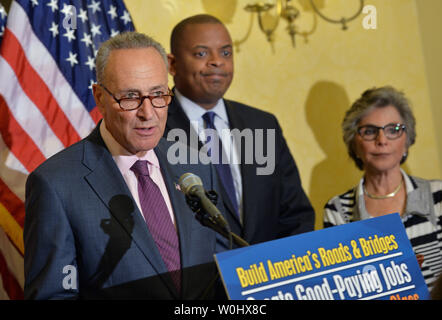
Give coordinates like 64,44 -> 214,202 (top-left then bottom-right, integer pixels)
357,123 -> 406,141
99,84 -> 173,110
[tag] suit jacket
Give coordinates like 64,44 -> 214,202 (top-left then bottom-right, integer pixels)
24,124 -> 227,299
164,96 -> 315,245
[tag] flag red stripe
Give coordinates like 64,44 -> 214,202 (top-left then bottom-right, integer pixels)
89,106 -> 102,125
1,229 -> 24,259
0,95 -> 46,173
0,178 -> 25,229
1,29 -> 81,147
0,249 -> 24,300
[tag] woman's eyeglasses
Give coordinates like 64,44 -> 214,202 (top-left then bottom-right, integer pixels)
357,123 -> 406,141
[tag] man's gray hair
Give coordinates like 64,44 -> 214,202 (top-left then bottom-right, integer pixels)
342,86 -> 416,170
95,32 -> 168,84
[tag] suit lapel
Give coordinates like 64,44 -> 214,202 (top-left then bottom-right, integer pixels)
82,126 -> 178,296
162,97 -> 193,225
166,96 -> 203,150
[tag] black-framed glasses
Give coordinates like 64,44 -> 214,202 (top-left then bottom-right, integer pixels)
99,84 -> 173,110
357,123 -> 406,141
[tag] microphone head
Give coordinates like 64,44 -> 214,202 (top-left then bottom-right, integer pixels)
178,173 -> 203,195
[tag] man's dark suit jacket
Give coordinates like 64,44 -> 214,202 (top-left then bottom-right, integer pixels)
164,96 -> 315,245
24,123 -> 227,299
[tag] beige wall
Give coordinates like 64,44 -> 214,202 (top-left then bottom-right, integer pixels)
125,0 -> 442,229
416,0 -> 442,174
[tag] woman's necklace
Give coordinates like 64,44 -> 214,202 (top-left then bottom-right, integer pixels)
364,181 -> 402,199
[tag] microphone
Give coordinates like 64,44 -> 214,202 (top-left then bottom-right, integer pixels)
178,173 -> 228,229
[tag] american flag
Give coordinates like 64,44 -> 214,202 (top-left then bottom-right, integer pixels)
0,3 -> 6,44
0,0 -> 135,300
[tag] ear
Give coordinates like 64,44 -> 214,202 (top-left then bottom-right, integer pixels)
167,53 -> 176,77
92,84 -> 105,116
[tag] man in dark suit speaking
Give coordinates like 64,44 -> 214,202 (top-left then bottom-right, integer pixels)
164,14 -> 315,245
24,32 -> 227,299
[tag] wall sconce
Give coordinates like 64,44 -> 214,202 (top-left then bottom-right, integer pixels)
244,0 -> 365,48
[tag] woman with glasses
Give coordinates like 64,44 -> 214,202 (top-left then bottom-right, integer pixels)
323,86 -> 442,290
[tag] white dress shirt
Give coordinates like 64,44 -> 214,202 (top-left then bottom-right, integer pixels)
174,89 -> 243,222
99,121 -> 176,226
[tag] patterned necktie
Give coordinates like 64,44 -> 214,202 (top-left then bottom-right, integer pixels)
130,160 -> 181,292
202,111 -> 239,216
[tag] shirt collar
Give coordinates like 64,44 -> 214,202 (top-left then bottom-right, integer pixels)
174,88 -> 229,125
99,120 -> 160,173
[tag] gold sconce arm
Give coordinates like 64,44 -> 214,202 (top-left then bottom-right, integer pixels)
280,0 -> 299,47
244,0 -> 365,49
233,11 -> 256,53
244,1 -> 282,43
309,0 -> 365,30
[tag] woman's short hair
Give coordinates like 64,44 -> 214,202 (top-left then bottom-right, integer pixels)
342,86 -> 416,170
95,31 -> 168,84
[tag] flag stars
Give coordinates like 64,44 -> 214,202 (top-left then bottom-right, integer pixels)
63,28 -> 76,42
47,0 -> 58,12
85,56 -> 95,71
0,5 -> 7,20
66,51 -> 78,67
49,22 -> 58,38
1,5 -> 6,38
90,23 -> 102,37
90,43 -> 99,57
120,10 -> 131,25
61,3 -> 75,16
108,5 -> 117,19
88,0 -> 101,14
81,32 -> 93,47
77,8 -> 88,24
88,80 -> 96,91
110,29 -> 120,37
30,0 -> 39,7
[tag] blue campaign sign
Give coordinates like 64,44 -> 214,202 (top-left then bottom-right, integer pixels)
214,213 -> 430,300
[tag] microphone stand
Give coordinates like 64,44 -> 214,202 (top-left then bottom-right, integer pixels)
185,191 -> 249,248
185,191 -> 249,300
195,210 -> 250,248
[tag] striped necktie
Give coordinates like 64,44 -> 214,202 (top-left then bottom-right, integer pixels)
130,160 -> 181,292
202,111 -> 239,216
